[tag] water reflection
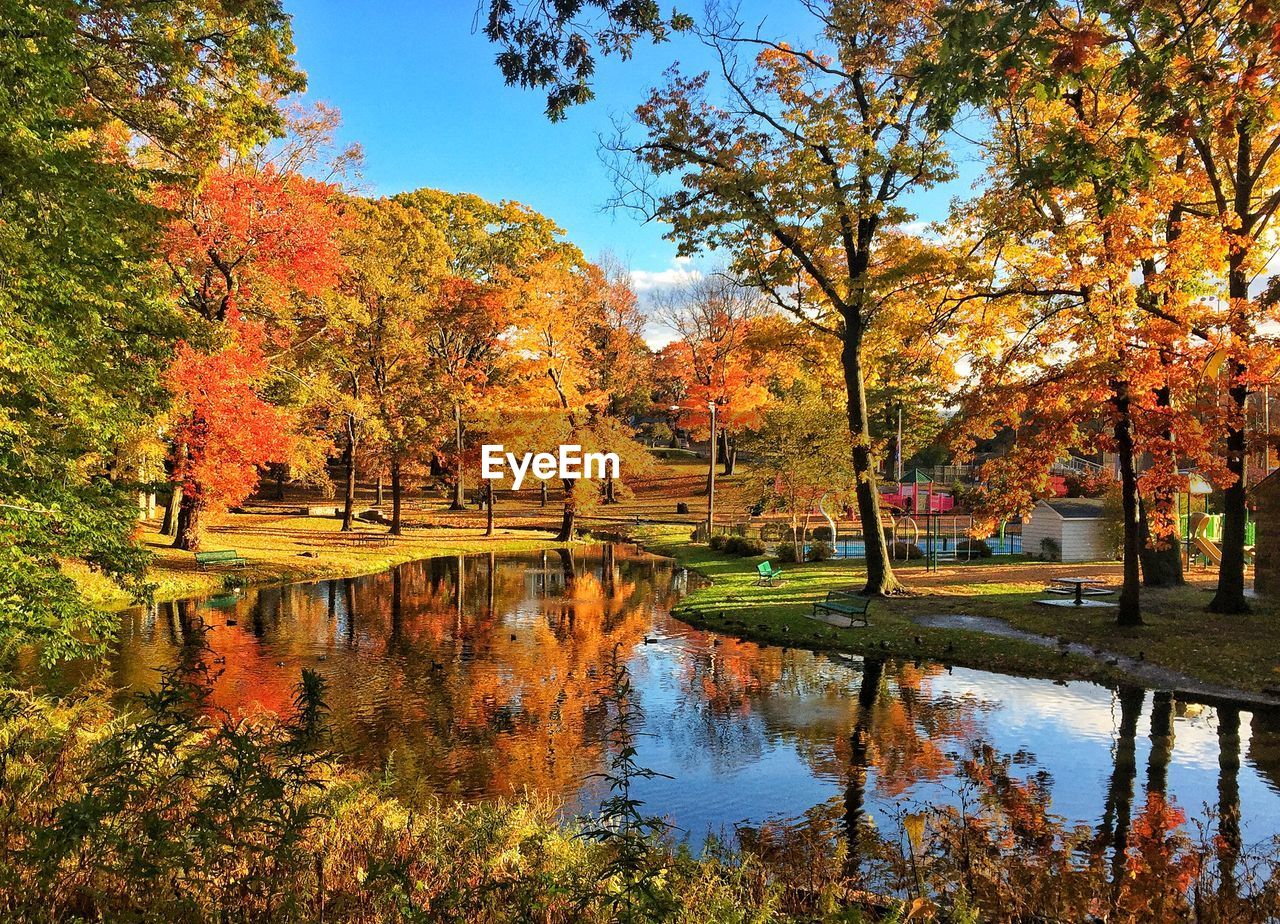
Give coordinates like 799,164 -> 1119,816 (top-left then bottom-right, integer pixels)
101,544 -> 1280,858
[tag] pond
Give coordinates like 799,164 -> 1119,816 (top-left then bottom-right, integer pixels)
98,544 -> 1280,859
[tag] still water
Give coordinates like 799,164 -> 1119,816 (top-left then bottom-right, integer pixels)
105,544 -> 1280,852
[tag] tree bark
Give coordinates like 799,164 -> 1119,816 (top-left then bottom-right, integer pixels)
173,492 -> 201,551
342,414 -> 357,532
556,478 -> 576,541
161,484 -> 183,537
450,400 -> 466,511
1210,149 -> 1254,614
1112,380 -> 1144,626
720,429 -> 737,475
1139,375 -> 1184,586
390,457 -> 403,535
485,480 -> 495,536
842,325 -> 898,595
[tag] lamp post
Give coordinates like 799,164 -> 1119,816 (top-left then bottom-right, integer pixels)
707,400 -> 718,540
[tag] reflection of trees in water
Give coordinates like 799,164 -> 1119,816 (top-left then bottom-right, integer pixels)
114,546 -> 682,801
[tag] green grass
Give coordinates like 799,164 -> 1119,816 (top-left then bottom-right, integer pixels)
635,526 -> 1280,697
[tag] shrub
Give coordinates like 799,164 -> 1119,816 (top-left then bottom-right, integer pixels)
810,525 -> 834,541
724,536 -> 765,556
708,534 -> 727,551
806,540 -> 835,562
956,538 -> 993,558
1040,537 -> 1062,562
675,501 -> 690,514
889,541 -> 924,560
775,541 -> 799,563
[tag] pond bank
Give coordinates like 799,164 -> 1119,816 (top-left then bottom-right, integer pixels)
73,512 -> 565,609
632,526 -> 1280,704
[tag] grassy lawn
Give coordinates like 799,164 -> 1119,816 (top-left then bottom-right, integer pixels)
75,514 -> 563,609
634,525 -> 1280,698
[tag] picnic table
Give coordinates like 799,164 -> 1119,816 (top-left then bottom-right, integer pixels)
1035,576 -> 1116,608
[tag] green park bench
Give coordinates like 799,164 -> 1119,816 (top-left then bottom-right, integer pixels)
755,560 -> 785,586
194,549 -> 249,570
809,590 -> 872,628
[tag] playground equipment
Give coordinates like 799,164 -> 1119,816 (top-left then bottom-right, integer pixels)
1188,510 -> 1255,568
881,468 -> 955,514
1189,512 -> 1223,566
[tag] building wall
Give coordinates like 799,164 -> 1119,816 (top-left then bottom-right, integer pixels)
1061,518 -> 1111,563
1021,506 -> 1063,560
1257,476 -> 1279,597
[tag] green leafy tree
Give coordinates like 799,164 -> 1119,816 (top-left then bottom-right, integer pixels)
0,0 -> 303,663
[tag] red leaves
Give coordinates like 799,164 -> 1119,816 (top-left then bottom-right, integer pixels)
164,313 -> 293,516
159,165 -> 346,321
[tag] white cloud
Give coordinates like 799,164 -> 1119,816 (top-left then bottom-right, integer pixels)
629,262 -> 703,293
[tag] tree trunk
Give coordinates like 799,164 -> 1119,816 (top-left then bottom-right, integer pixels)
1210,233 -> 1251,613
1112,380 -> 1144,626
375,475 -> 384,506
603,472 -> 617,504
1139,378 -> 1184,587
842,326 -> 898,595
342,414 -> 357,532
540,480 -> 548,507
720,429 -> 737,475
556,478 -> 576,541
485,480 -> 495,536
390,457 -> 402,535
450,400 -> 466,511
173,491 -> 201,551
161,484 -> 183,537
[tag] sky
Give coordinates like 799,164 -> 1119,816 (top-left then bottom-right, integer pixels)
288,1 -> 986,336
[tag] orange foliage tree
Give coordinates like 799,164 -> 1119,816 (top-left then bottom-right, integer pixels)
164,314 -> 293,550
654,273 -> 772,477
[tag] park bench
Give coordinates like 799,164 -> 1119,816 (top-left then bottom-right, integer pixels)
194,549 -> 248,570
755,561 -> 785,586
809,590 -> 872,628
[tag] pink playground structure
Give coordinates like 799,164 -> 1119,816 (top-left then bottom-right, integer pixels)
880,469 -> 955,514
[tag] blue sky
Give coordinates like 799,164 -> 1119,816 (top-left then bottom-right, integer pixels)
289,1 -> 985,309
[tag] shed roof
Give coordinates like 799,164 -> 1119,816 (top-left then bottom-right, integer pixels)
1037,497 -> 1105,519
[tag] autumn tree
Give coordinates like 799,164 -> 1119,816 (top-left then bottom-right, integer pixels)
930,0 -> 1280,613
0,0 -> 303,659
327,196 -> 450,533
653,273 -> 771,477
165,315 -> 293,550
612,2 -> 957,594
504,247 -> 617,540
394,189 -> 564,509
929,0 -> 1270,619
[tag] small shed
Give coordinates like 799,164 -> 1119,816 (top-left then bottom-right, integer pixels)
1254,470 -> 1279,596
1022,497 -> 1111,563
